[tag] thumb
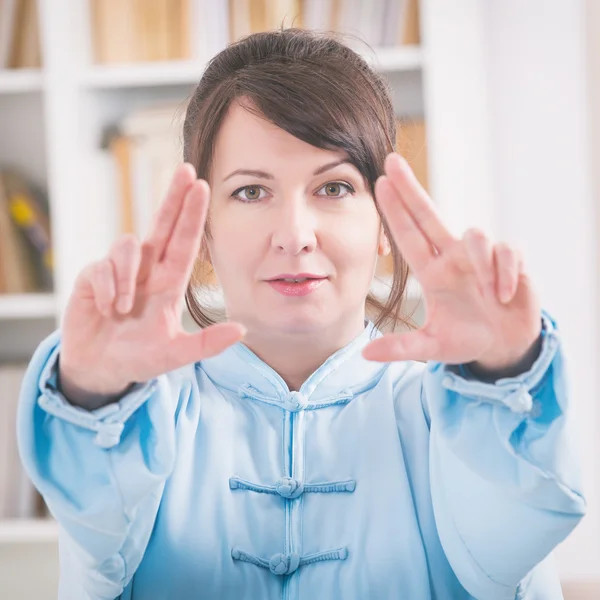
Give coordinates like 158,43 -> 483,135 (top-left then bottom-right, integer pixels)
362,331 -> 438,363
170,322 -> 247,368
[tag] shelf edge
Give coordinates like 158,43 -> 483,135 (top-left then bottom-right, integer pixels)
0,69 -> 44,94
79,45 -> 423,89
0,519 -> 58,544
0,293 -> 57,320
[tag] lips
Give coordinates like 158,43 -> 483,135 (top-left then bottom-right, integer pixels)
268,273 -> 327,282
267,278 -> 326,297
275,277 -> 323,282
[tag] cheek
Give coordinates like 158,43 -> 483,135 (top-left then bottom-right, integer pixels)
208,218 -> 262,276
328,213 -> 380,267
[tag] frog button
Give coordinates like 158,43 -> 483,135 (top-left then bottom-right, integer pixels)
275,477 -> 304,499
94,422 -> 125,449
269,552 -> 300,575
504,386 -> 533,414
283,391 -> 308,412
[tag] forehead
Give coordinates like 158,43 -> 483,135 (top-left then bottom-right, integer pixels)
211,101 -> 348,179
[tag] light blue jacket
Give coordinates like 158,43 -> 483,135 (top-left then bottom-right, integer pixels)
17,312 -> 585,600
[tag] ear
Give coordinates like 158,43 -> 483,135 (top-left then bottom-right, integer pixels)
378,231 -> 391,256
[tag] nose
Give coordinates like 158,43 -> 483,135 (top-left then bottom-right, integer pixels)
270,196 -> 317,255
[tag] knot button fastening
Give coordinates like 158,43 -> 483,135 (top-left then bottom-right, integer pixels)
232,545 -> 348,573
93,422 -> 125,448
504,386 -> 533,414
283,391 -> 308,412
269,552 -> 300,575
275,477 -> 304,499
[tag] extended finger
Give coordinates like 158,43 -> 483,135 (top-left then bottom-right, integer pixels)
362,330 -> 440,363
89,259 -> 116,318
463,228 -> 495,298
162,179 -> 210,286
144,163 -> 197,266
375,175 -> 433,274
168,322 -> 248,369
517,249 -> 525,274
109,234 -> 142,314
493,243 -> 519,304
384,153 -> 455,252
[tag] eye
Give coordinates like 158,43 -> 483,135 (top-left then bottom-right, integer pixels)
230,181 -> 355,202
316,181 -> 355,198
230,185 -> 269,203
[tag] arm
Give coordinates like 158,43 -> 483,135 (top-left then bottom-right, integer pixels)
422,312 -> 585,599
17,330 -> 186,599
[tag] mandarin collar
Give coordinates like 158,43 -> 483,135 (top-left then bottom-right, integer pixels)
198,320 -> 389,407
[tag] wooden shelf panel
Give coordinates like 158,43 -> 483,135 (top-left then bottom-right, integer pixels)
0,69 -> 44,94
0,293 -> 57,320
80,59 -> 205,89
360,44 -> 423,71
79,46 -> 423,89
0,519 -> 58,544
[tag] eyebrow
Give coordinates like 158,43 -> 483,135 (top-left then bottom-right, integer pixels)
222,159 -> 353,183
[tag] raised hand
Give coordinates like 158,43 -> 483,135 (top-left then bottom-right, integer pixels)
59,163 -> 246,403
362,153 -> 542,373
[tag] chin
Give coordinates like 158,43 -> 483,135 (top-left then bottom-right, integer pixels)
264,308 -> 332,335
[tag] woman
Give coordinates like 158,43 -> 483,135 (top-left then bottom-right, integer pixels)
17,28 -> 585,599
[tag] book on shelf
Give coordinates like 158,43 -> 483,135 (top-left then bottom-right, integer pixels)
228,0 -> 303,41
91,0 -> 192,64
103,102 -> 188,238
0,363 -> 47,521
0,0 -> 42,70
0,169 -> 53,295
89,0 -> 420,65
102,101 -> 219,289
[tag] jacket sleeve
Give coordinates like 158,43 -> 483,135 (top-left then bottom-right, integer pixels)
422,311 -> 586,600
16,329 -> 188,600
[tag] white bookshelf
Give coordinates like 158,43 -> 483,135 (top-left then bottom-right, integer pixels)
0,518 -> 58,545
0,67 -> 44,93
0,0 -> 507,597
78,45 -> 423,89
0,293 -> 56,320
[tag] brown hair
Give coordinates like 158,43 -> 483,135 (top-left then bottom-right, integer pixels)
182,27 -> 412,333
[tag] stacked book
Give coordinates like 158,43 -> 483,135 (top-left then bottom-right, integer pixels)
90,0 -> 420,64
0,170 -> 53,295
0,0 -> 42,69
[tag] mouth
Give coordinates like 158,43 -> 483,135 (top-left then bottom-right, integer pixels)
273,277 -> 326,283
266,277 -> 327,297
267,274 -> 328,283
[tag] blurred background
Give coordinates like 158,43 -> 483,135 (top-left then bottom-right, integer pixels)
0,0 -> 598,597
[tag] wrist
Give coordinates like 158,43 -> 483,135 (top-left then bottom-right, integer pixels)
57,356 -> 133,409
467,329 -> 544,381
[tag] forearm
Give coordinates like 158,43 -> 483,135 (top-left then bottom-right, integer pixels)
424,312 -> 586,597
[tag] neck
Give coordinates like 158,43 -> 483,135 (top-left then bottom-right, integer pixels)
240,315 -> 367,392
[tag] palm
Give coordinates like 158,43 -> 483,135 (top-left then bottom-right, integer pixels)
60,165 -> 245,396
63,267 -> 186,386
363,154 -> 541,369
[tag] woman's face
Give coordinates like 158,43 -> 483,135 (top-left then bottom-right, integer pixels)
206,100 -> 388,335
